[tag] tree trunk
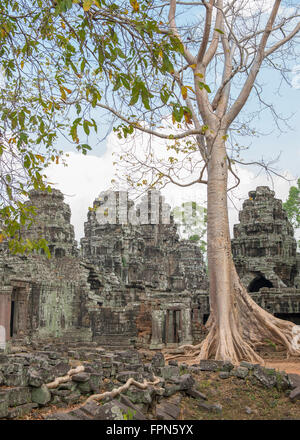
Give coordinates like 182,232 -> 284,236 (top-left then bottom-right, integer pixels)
195,136 -> 300,364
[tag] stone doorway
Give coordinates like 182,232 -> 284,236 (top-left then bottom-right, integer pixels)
248,275 -> 273,292
10,300 -> 15,337
274,313 -> 300,325
203,313 -> 210,325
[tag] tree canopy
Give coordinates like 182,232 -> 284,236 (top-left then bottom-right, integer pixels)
0,0 -> 176,252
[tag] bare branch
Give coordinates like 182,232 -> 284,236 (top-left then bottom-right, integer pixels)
265,22 -> 300,58
168,0 -> 196,65
225,0 -> 282,126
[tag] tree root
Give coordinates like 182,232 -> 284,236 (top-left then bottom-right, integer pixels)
45,364 -> 162,409
46,365 -> 85,389
85,376 -> 161,404
164,265 -> 300,365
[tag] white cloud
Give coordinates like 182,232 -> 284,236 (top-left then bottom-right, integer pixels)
46,147 -> 116,242
46,134 -> 297,244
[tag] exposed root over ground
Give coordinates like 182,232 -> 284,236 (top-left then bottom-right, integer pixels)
46,366 -> 85,389
85,376 -> 161,404
46,366 -> 161,407
166,266 -> 300,365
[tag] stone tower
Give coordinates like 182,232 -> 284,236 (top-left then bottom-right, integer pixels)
24,189 -> 78,257
81,189 -> 208,291
232,186 -> 298,292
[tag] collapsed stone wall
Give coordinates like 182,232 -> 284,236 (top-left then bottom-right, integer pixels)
0,190 -> 92,344
81,190 -> 208,349
0,185 -> 299,352
0,189 -> 209,349
0,344 -> 297,420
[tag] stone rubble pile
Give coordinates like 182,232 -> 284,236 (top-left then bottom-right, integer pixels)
0,346 -> 299,420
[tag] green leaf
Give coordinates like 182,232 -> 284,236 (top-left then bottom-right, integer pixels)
162,53 -> 174,74
198,82 -> 211,93
24,155 -> 31,169
83,120 -> 90,135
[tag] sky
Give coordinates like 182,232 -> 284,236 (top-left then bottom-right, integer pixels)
45,2 -> 300,243
46,66 -> 300,243
46,126 -> 298,242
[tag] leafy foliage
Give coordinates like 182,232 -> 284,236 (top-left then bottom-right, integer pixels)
172,201 -> 207,254
283,178 -> 300,246
0,0 -> 180,252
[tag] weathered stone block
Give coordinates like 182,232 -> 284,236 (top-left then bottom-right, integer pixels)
154,366 -> 180,380
0,393 -> 8,419
232,366 -> 249,379
156,402 -> 180,420
185,388 -> 207,400
163,384 -> 181,397
288,373 -> 300,390
50,389 -> 71,397
253,366 -> 277,388
199,360 -> 224,371
116,371 -> 143,383
221,361 -> 234,372
8,387 -> 31,407
62,390 -> 81,405
4,372 -> 29,387
94,400 -> 146,420
52,361 -> 70,376
58,382 -> 74,391
275,372 -> 290,391
7,403 -> 38,419
179,374 -> 195,390
71,372 -> 90,383
240,361 -> 255,370
31,384 -> 51,405
77,381 -> 92,394
151,352 -> 165,368
28,369 -> 44,387
89,373 -> 102,393
289,386 -> 300,402
123,386 -> 154,405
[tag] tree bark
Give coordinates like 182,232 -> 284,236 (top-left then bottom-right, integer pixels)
190,136 -> 300,364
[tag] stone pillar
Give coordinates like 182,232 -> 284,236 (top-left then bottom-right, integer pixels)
167,310 -> 174,344
175,310 -> 181,343
0,286 -> 13,343
150,310 -> 165,349
181,308 -> 193,345
0,325 -> 5,349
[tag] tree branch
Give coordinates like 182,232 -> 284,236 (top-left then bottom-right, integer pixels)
224,0 -> 282,127
264,22 -> 300,58
168,0 -> 196,65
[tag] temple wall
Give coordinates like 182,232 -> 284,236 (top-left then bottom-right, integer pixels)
0,186 -> 299,351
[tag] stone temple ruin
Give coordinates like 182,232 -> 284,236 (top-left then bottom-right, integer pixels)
0,185 -> 299,350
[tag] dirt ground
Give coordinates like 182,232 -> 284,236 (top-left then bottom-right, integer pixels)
180,370 -> 300,420
163,345 -> 300,374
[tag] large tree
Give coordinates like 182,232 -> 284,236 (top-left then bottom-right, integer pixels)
89,0 -> 300,363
